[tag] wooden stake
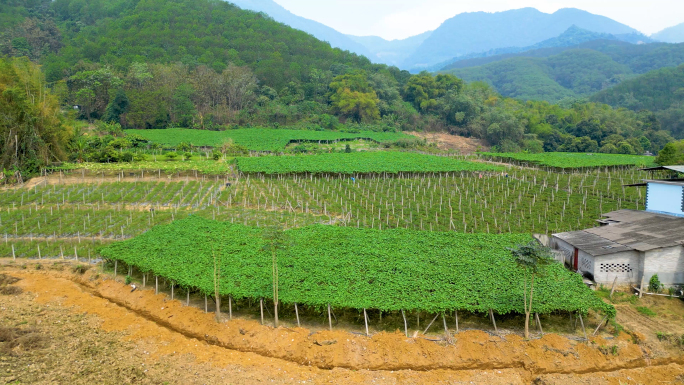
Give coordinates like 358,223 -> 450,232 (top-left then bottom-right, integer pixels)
579,313 -> 587,340
11,244 -> 15,260
423,313 -> 439,334
295,303 -> 300,327
490,309 -> 498,334
535,313 -> 543,334
593,315 -> 609,336
363,308 -> 369,336
328,304 -> 332,331
401,309 -> 408,337
609,276 -> 618,299
205,294 -> 208,313
442,313 -> 451,342
186,289 -> 190,306
260,298 -> 264,325
171,283 -> 174,300
155,276 -> 158,295
454,310 -> 459,333
114,260 -> 118,277
229,296 -> 233,320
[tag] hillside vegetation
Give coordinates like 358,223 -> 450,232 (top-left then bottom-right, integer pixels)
0,0 -> 678,178
443,41 -> 684,103
592,65 -> 684,138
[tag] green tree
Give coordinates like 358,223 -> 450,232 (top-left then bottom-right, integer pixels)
509,241 -> 554,339
655,140 -> 684,165
328,72 -> 380,123
0,57 -> 69,179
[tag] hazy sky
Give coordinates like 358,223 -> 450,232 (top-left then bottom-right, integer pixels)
273,0 -> 684,40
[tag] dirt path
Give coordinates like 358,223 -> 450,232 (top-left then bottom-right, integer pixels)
2,266 -> 684,384
407,132 -> 489,153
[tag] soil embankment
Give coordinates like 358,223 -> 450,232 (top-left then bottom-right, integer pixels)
2,264 -> 683,384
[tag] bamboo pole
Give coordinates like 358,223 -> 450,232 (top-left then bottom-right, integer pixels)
328,304 -> 332,331
401,309 -> 408,337
295,303 -> 300,327
423,314 -> 439,334
260,298 -> 264,325
363,308 -> 369,336
579,313 -> 587,340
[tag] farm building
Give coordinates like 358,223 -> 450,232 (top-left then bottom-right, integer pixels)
552,178 -> 684,286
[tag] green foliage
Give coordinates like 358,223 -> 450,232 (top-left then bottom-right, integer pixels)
237,152 -> 504,174
481,152 -> 656,169
649,274 -> 662,293
100,216 -> 615,316
655,140 -> 684,165
164,152 -> 179,161
0,57 -> 69,178
509,241 -> 554,274
125,275 -> 132,285
404,72 -> 463,111
125,128 -> 411,152
636,306 -> 656,317
328,72 -> 380,123
592,65 -> 684,138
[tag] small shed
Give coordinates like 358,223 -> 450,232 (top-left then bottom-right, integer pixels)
552,209 -> 684,286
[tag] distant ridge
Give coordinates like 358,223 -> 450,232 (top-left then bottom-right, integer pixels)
652,23 -> 684,43
227,0 -> 372,57
402,7 -> 642,70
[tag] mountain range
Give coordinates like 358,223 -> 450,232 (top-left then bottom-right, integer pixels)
652,23 -> 684,43
225,1 -> 662,71
441,38 -> 684,102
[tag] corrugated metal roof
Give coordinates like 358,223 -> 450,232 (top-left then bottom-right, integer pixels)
644,179 -> 684,187
554,210 -> 684,255
642,165 -> 684,173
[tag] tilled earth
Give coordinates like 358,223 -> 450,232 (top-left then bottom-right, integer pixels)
1,263 -> 684,384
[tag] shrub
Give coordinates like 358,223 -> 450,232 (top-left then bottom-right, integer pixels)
164,152 -> 179,161
125,275 -> 132,285
183,152 -> 193,161
649,274 -> 662,293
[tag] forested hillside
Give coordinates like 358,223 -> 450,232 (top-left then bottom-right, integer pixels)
592,65 -> 684,138
443,40 -> 684,103
0,0 -> 678,177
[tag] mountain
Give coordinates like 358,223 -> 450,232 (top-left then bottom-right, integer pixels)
403,7 -> 641,70
226,0 -> 371,57
592,65 -> 684,138
442,40 -> 684,102
347,31 -> 432,67
42,0 -> 376,90
652,23 -> 684,43
440,26 -> 621,72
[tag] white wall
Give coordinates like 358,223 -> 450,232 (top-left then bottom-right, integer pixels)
593,251 -> 642,285
552,238 -> 575,267
647,182 -> 684,216
643,246 -> 684,285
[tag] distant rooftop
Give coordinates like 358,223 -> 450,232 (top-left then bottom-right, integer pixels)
642,165 -> 684,173
554,210 -> 684,255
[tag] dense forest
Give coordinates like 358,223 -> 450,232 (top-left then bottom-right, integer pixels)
443,40 -> 684,105
592,65 -> 684,138
0,0 -> 679,176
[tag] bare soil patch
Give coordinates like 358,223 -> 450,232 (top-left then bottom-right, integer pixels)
1,263 -> 683,384
407,132 -> 489,153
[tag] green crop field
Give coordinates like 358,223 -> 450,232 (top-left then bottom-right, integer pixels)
101,216 -> 614,316
237,152 -> 504,174
480,152 -> 657,169
125,128 -> 411,152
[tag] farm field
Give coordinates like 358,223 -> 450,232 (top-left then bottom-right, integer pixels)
125,128 -> 411,152
102,216 -> 613,317
237,152 -> 503,174
480,152 -> 657,169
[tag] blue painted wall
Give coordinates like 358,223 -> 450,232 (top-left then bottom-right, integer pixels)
646,183 -> 684,216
